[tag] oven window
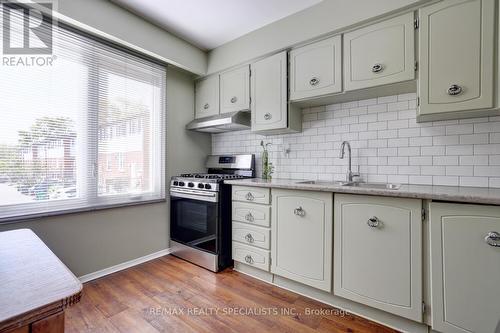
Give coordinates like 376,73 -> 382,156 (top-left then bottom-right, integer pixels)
170,197 -> 218,253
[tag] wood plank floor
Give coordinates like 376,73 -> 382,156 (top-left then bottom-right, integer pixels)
65,255 -> 400,333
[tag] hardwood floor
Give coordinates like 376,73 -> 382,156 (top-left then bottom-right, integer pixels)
65,255 -> 399,333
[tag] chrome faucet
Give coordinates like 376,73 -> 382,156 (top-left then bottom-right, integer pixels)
339,141 -> 359,183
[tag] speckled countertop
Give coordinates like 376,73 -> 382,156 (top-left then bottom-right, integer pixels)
225,178 -> 500,206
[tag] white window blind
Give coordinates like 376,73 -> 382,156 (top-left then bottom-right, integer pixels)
0,8 -> 166,221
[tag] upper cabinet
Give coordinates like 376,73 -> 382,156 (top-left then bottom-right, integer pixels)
251,51 -> 301,134
194,76 -> 219,119
220,65 -> 250,114
418,0 -> 496,121
344,13 -> 415,91
289,36 -> 342,100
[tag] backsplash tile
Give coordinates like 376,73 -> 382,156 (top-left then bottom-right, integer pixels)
212,93 -> 500,188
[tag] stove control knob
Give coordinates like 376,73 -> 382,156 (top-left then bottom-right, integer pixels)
178,181 -> 185,187
197,183 -> 204,189
204,184 -> 212,190
188,182 -> 194,188
173,181 -> 179,186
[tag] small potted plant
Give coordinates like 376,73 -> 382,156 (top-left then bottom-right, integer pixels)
260,140 -> 274,180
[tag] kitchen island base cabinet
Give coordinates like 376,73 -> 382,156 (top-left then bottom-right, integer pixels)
429,203 -> 500,333
334,194 -> 422,322
271,189 -> 332,292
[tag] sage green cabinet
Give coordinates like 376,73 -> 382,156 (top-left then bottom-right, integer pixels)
418,0 -> 496,121
251,51 -> 301,134
220,65 -> 250,114
344,13 -> 415,91
429,202 -> 500,333
334,194 -> 422,322
194,76 -> 219,119
289,35 -> 342,100
271,189 -> 332,292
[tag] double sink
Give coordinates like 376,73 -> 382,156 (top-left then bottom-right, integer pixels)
296,180 -> 401,190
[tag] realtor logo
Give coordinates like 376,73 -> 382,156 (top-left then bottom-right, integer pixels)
2,1 -> 53,54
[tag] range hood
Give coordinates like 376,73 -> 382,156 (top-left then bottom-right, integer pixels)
186,111 -> 251,133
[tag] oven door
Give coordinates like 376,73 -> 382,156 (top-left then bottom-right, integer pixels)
170,189 -> 219,254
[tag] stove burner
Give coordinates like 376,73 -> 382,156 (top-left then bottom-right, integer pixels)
177,173 -> 244,180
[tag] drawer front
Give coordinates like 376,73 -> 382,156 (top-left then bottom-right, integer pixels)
232,222 -> 270,249
232,186 -> 270,204
344,13 -> 415,91
289,35 -> 342,100
334,194 -> 422,322
232,201 -> 271,228
232,242 -> 270,271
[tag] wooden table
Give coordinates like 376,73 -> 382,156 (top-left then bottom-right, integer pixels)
0,229 -> 82,333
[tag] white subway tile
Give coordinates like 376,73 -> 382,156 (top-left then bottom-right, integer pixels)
460,134 -> 489,144
433,156 -> 459,166
474,144 -> 500,155
445,145 -> 473,156
410,156 -> 433,165
388,119 -> 409,129
474,166 -> 500,177
367,104 -> 388,114
460,177 -> 489,187
409,176 -> 433,185
421,166 -> 445,176
446,124 -> 473,135
446,166 -> 474,176
459,155 -> 489,166
433,176 -> 459,186
474,122 -> 500,133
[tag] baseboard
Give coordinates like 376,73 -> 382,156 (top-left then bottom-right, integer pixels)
78,248 -> 172,283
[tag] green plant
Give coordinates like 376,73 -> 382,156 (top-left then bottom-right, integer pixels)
260,140 -> 274,180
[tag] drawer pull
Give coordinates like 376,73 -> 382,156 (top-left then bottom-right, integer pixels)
309,77 -> 320,86
245,233 -> 254,243
230,96 -> 238,103
245,192 -> 255,201
372,63 -> 384,73
245,212 -> 254,222
294,206 -> 306,217
264,113 -> 272,121
367,216 -> 380,228
485,231 -> 500,247
447,84 -> 463,96
203,103 -> 210,109
244,255 -> 254,264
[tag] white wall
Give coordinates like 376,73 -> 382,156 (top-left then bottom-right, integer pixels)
57,0 -> 207,75
207,0 -> 431,74
213,93 -> 500,188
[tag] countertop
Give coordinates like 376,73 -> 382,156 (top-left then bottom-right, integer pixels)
226,178 -> 500,206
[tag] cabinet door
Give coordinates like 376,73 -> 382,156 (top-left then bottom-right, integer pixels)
344,13 -> 415,91
251,51 -> 288,132
195,76 -> 219,119
290,36 -> 342,100
220,65 -> 250,114
430,203 -> 500,333
334,194 -> 422,322
418,0 -> 495,118
271,189 -> 332,291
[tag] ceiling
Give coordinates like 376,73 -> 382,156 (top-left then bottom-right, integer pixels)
111,0 -> 323,50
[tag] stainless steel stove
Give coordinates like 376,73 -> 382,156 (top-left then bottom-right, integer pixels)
169,154 -> 255,272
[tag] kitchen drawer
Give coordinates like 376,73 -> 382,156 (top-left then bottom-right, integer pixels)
232,242 -> 270,271
232,221 -> 270,250
232,201 -> 271,228
344,12 -> 415,91
232,186 -> 270,204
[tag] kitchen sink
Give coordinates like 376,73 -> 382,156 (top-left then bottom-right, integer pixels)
296,180 -> 401,190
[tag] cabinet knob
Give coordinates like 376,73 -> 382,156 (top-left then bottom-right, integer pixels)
245,212 -> 254,222
264,113 -> 272,121
372,63 -> 384,73
203,103 -> 210,109
485,231 -> 500,247
245,233 -> 254,243
447,84 -> 463,96
244,254 -> 254,264
245,192 -> 254,201
309,77 -> 320,86
294,206 -> 306,217
230,96 -> 238,103
367,216 -> 380,228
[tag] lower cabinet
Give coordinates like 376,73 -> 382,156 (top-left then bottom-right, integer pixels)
271,189 -> 333,292
333,194 -> 422,322
429,202 -> 500,333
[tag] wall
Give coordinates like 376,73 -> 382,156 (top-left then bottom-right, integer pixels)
57,0 -> 207,75
213,93 -> 500,188
207,0 -> 431,74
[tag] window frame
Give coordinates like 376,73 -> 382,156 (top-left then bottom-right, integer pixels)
0,17 -> 167,224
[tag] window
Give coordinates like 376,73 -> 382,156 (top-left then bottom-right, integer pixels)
0,8 -> 166,221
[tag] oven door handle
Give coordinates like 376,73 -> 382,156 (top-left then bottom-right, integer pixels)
170,189 -> 218,202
